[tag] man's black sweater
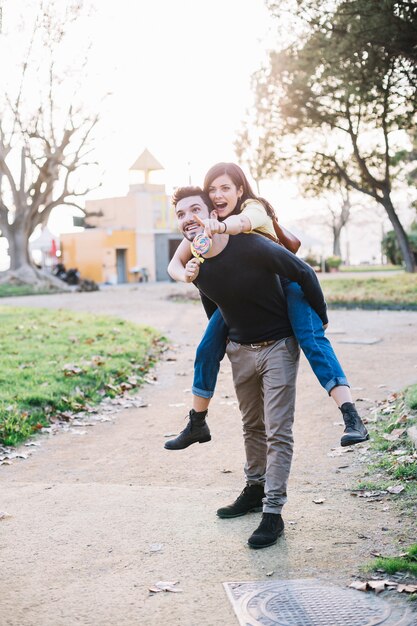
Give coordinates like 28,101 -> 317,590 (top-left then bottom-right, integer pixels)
194,233 -> 328,344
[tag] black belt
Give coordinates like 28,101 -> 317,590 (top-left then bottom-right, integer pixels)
241,340 -> 277,349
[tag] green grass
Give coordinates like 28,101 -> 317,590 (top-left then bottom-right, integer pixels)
339,264 -> 402,273
355,480 -> 391,491
0,284 -> 61,297
357,390 -> 417,584
320,273 -> 417,309
355,384 -> 417,512
0,306 -> 161,446
369,544 -> 417,577
406,385 -> 417,411
168,270 -> 417,310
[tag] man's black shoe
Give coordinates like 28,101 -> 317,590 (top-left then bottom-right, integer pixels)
248,512 -> 284,549
217,483 -> 264,518
164,409 -> 211,450
340,402 -> 369,447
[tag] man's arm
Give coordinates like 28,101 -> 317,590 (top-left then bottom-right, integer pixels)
199,291 -> 218,319
257,237 -> 328,325
168,238 -> 197,282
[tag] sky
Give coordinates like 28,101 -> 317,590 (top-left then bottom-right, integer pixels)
1,0 -> 286,236
1,0 -> 410,266
70,0 -> 275,196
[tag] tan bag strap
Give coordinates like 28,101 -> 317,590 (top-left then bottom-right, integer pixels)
252,228 -> 279,244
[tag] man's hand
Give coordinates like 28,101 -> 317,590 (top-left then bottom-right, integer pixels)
194,214 -> 224,237
184,258 -> 201,282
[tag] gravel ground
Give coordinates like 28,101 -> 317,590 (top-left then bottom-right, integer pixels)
0,282 -> 416,626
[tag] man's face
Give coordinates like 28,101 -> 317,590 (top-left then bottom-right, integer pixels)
175,195 -> 210,241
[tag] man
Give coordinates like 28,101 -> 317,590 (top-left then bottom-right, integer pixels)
165,186 -> 330,549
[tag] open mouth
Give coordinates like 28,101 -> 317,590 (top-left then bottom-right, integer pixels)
184,223 -> 200,234
215,202 -> 227,210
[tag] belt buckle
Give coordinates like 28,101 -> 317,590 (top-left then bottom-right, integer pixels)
250,340 -> 275,349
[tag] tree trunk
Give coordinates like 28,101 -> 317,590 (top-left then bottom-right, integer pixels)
381,193 -> 416,272
3,220 -> 32,271
332,226 -> 342,257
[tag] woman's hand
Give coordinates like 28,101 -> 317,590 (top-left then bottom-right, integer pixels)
194,215 -> 224,237
184,258 -> 201,282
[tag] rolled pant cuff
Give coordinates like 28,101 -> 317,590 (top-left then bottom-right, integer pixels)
263,505 -> 283,514
325,377 -> 350,395
191,386 -> 214,399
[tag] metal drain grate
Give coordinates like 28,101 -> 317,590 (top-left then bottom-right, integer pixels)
223,579 -> 415,626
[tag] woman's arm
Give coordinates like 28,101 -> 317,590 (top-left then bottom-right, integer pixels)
200,214 -> 301,253
199,204 -> 301,253
199,213 -> 252,236
167,238 -> 199,282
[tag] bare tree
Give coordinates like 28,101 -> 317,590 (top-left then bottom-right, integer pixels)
0,0 -> 102,286
325,188 -> 353,258
234,104 -> 280,194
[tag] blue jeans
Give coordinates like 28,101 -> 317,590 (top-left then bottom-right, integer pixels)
192,281 -> 349,398
283,280 -> 348,393
192,308 -> 229,398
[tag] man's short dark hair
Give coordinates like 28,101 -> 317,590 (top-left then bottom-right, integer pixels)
171,186 -> 210,209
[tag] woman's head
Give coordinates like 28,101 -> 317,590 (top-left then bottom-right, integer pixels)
203,162 -> 258,219
203,162 -> 276,220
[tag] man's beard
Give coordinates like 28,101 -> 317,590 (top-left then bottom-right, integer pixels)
182,231 -> 195,242
182,226 -> 200,242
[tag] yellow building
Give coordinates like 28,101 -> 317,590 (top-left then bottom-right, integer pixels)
60,149 -> 182,283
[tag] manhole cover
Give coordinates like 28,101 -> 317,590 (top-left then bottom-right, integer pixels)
223,579 -> 415,626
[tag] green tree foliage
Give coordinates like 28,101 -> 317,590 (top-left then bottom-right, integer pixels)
382,222 -> 417,265
248,0 -> 417,271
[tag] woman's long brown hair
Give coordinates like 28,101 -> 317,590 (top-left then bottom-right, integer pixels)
203,162 -> 277,221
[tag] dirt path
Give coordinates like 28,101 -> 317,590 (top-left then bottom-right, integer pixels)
1,283 -> 416,626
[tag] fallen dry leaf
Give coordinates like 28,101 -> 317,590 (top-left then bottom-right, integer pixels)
104,383 -> 119,393
397,584 -> 417,594
387,485 -> 405,494
313,498 -> 325,504
62,364 -> 84,376
149,543 -> 163,553
383,428 -> 406,441
351,490 -> 387,499
367,580 -> 387,594
0,512 -> 12,521
349,581 -> 368,592
149,581 -> 182,593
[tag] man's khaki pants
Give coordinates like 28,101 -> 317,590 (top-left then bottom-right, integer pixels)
226,336 -> 300,514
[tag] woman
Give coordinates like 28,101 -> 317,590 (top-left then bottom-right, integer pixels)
165,163 -> 368,451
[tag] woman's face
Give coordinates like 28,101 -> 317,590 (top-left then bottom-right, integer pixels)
207,174 -> 243,219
